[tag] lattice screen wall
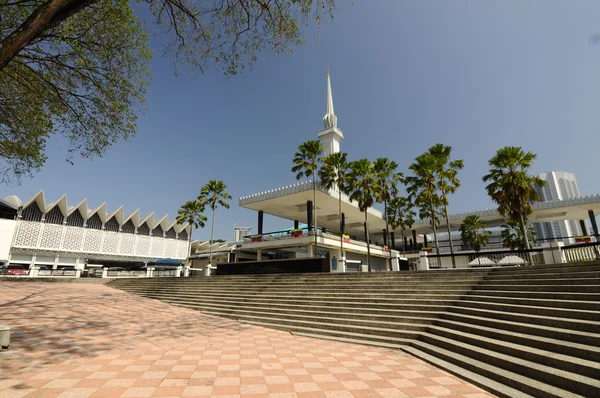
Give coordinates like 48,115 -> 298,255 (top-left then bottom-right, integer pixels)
12,221 -> 187,259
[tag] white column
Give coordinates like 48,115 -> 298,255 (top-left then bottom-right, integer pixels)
257,249 -> 262,261
177,265 -> 184,277
29,266 -> 39,278
418,251 -> 430,271
542,242 -> 566,264
101,268 -> 108,278
183,265 -> 190,277
307,245 -> 314,257
75,269 -> 81,278
391,254 -> 400,272
329,248 -> 342,272
146,267 -> 154,278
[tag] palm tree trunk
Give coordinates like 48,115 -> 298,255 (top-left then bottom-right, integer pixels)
430,202 -> 441,267
338,187 -> 343,270
519,213 -> 531,250
444,205 -> 456,268
364,211 -> 371,272
187,224 -> 193,274
401,228 -> 405,255
384,198 -> 392,270
208,208 -> 215,276
313,174 -> 318,256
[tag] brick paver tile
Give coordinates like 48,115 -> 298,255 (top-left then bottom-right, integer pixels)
0,282 -> 495,398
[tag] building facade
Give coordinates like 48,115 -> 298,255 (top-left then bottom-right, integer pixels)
0,192 -> 190,269
533,171 -> 591,243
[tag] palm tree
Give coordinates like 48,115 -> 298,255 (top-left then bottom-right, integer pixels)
501,219 -> 536,251
459,215 -> 491,266
176,200 -> 207,269
319,152 -> 349,267
346,159 -> 380,271
292,140 -> 326,256
406,153 -> 443,257
483,147 -> 545,249
373,157 -> 403,268
428,144 -> 464,268
198,180 -> 231,275
387,196 -> 416,255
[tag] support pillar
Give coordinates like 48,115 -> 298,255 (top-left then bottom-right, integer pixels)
404,236 -> 408,252
146,267 -> 155,278
329,248 -> 343,272
258,211 -> 264,235
418,251 -> 430,271
307,245 -> 314,257
307,201 -> 313,233
409,238 -> 414,250
294,220 -> 299,229
542,242 -> 566,265
391,253 -> 400,272
257,249 -> 262,261
580,220 -> 588,236
588,210 -> 599,239
412,230 -> 417,249
424,235 -> 428,247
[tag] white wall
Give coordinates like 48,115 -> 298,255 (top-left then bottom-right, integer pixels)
345,252 -> 388,271
0,219 -> 17,262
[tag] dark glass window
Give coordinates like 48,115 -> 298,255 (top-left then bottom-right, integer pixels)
122,219 -> 135,234
45,206 -> 64,225
66,210 -> 84,227
105,216 -> 119,232
137,222 -> 150,236
152,225 -> 164,238
178,229 -> 188,241
22,202 -> 43,222
87,213 -> 102,230
165,228 -> 176,239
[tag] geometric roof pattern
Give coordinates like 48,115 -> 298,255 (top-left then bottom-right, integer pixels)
3,190 -> 189,233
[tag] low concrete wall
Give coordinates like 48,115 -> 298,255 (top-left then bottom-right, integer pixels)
216,257 -> 328,275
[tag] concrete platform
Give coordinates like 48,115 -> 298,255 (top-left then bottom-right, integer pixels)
0,282 -> 494,397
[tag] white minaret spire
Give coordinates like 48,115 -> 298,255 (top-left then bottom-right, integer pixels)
318,67 -> 344,157
323,66 -> 338,129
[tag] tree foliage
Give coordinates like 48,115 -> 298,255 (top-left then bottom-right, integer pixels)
292,139 -> 325,254
346,158 -> 379,270
387,196 -> 415,254
483,146 -> 545,249
176,199 -> 207,242
0,0 -> 335,183
501,219 -> 536,251
459,215 -> 491,252
198,179 -> 231,271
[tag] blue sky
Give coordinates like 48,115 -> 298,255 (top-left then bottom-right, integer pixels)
3,1 -> 600,241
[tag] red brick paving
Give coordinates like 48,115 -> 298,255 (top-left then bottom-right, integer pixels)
0,282 -> 496,397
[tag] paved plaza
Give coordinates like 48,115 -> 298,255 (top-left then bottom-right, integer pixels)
0,282 -> 495,398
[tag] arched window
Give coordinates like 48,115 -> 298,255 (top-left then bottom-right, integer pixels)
87,213 -> 102,230
137,222 -> 150,236
152,225 -> 164,238
66,210 -> 84,227
165,228 -> 176,239
178,229 -> 188,241
45,206 -> 64,225
22,202 -> 43,222
122,219 -> 135,234
104,216 -> 119,232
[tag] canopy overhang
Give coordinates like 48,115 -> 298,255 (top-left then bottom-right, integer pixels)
240,182 -> 600,236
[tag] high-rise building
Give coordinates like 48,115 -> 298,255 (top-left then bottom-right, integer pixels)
233,226 -> 252,242
533,171 -> 589,243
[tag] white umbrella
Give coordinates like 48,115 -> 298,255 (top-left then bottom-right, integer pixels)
468,257 -> 496,266
497,255 -> 527,265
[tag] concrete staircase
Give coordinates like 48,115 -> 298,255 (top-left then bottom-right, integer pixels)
108,263 -> 600,398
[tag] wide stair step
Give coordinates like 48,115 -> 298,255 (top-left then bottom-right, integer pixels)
108,262 -> 600,398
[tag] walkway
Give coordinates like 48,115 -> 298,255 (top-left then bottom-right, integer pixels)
0,282 -> 494,398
